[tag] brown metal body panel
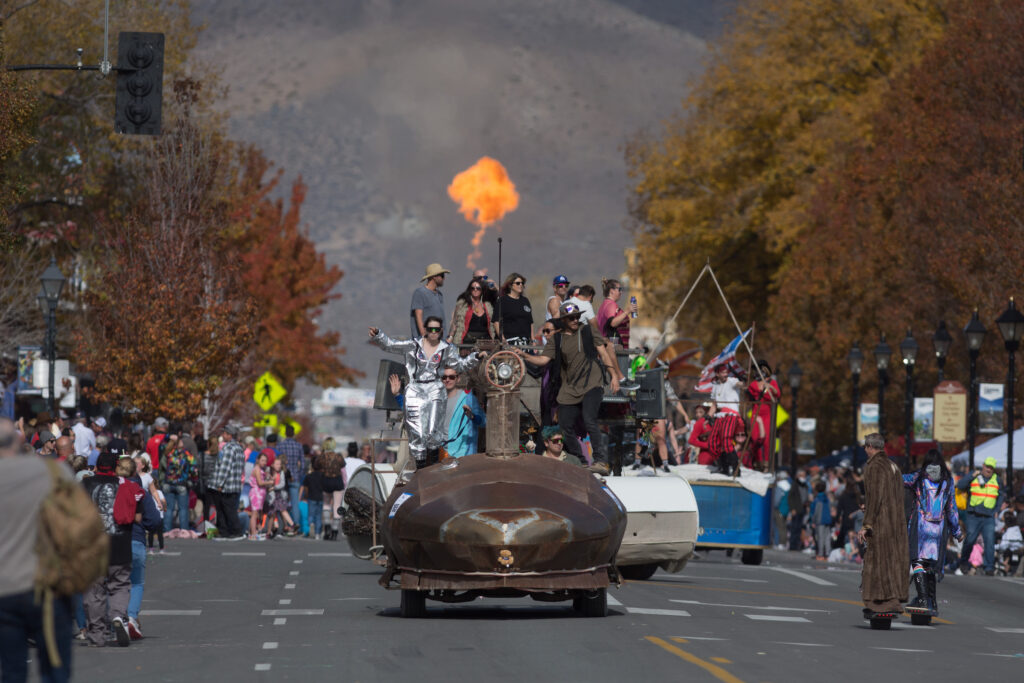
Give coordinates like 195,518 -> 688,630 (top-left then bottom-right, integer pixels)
381,453 -> 626,590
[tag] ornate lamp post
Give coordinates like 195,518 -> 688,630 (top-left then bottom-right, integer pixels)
874,334 -> 893,437
847,342 -> 864,446
995,298 -> 1024,488
932,321 -> 952,383
39,258 -> 66,414
963,310 -> 987,471
900,330 -> 918,466
788,362 -> 803,469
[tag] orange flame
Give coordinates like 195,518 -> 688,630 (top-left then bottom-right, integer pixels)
447,157 -> 520,269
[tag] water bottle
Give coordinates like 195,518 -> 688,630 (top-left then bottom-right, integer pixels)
630,295 -> 638,319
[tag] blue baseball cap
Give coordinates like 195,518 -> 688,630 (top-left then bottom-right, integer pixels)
553,275 -> 569,286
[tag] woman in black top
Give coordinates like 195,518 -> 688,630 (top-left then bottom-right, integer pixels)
450,277 -> 495,345
497,272 -> 534,343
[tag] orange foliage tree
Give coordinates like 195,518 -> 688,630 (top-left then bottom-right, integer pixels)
767,0 -> 1024,450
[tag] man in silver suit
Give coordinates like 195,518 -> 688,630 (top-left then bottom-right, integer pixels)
369,316 -> 486,467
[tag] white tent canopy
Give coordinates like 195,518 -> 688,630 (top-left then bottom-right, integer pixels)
950,426 -> 1024,469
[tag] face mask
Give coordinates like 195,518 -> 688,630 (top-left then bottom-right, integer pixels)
926,465 -> 942,482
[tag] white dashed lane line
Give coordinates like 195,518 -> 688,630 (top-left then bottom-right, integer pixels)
670,599 -> 831,613
260,609 -> 325,616
222,552 -> 265,557
768,567 -> 837,586
307,552 -> 352,557
138,610 -> 202,616
293,559 -> 303,564
987,627 -> 1024,633
273,618 -> 287,625
773,642 -> 833,647
745,615 -> 811,623
607,593 -> 690,617
873,647 -> 933,653
263,642 -> 278,650
289,571 -> 299,576
284,584 -> 296,590
279,599 -> 291,605
255,664 -> 271,671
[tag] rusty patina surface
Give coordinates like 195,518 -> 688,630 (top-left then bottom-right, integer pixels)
380,453 -> 626,591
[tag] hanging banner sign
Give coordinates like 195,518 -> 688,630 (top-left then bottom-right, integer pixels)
913,397 -> 934,442
796,418 -> 817,455
858,403 -> 879,443
978,383 -> 1004,434
933,380 -> 967,442
17,346 -> 42,394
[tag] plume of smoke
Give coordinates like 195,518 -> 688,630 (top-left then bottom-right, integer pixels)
447,157 -> 519,268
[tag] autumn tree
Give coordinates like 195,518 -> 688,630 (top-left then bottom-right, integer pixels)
767,0 -> 1024,450
626,0 -> 949,349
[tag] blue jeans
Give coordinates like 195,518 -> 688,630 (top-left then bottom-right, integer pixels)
962,511 -> 996,572
288,481 -> 301,528
128,540 -> 147,620
72,593 -> 86,630
0,590 -> 71,682
163,484 -> 190,532
307,499 -> 323,536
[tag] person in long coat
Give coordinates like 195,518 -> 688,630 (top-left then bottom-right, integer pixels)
857,433 -> 909,615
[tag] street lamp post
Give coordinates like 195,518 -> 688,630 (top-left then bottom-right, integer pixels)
900,330 -> 918,467
788,362 -> 803,470
995,298 -> 1024,489
847,342 -> 865,446
39,257 -> 66,415
963,310 -> 987,471
932,321 -> 952,454
874,334 -> 893,437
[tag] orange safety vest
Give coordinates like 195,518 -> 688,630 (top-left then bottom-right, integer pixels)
968,474 -> 1000,509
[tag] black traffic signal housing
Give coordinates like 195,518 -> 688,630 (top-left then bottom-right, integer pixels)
114,32 -> 164,135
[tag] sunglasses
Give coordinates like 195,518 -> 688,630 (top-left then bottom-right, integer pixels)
548,437 -> 563,443
442,374 -> 457,380
556,283 -> 567,288
513,280 -> 524,286
470,286 -> 482,291
542,328 -> 555,334
426,326 -> 442,332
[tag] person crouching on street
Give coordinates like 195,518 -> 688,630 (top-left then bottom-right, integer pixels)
369,316 -> 486,468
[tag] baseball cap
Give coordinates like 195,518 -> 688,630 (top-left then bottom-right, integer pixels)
37,430 -> 56,444
154,416 -> 169,428
983,456 -> 997,468
94,416 -> 107,429
559,301 -> 583,318
221,423 -> 240,437
552,275 -> 569,286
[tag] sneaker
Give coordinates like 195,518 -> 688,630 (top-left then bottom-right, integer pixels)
588,462 -> 611,476
661,464 -> 671,473
127,617 -> 143,640
74,629 -> 87,641
954,567 -> 963,576
619,380 -> 641,392
226,534 -> 247,541
111,617 -> 130,647
984,569 -> 995,576
158,549 -> 165,555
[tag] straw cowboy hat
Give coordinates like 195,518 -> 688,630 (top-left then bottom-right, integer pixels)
421,263 -> 451,281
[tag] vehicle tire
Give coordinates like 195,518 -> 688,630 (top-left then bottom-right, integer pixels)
619,563 -> 659,581
400,590 -> 427,618
869,617 -> 891,630
740,549 -> 764,566
574,589 -> 608,617
910,614 -> 932,626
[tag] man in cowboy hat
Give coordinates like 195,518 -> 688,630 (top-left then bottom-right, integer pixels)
410,262 -> 450,339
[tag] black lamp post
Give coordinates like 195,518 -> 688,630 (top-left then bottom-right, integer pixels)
963,310 -> 987,471
874,334 -> 893,437
847,342 -> 864,446
39,257 -> 66,414
900,330 -> 918,466
995,298 -> 1024,488
788,362 -> 803,469
932,321 -> 952,383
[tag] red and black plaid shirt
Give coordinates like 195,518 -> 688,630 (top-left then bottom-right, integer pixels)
706,413 -> 744,458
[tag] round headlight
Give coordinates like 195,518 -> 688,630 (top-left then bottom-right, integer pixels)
497,363 -> 514,380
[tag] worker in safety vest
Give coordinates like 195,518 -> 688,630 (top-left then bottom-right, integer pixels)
955,456 -> 1006,575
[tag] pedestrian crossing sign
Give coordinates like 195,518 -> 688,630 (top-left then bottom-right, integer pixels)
254,372 -> 287,411
254,414 -> 278,429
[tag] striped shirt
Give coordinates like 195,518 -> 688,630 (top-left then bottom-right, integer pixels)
278,437 -> 305,483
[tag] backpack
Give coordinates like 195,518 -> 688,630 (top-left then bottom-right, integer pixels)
164,448 -> 190,487
34,460 -> 110,667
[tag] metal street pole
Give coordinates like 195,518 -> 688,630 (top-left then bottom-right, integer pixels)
47,302 -> 57,414
852,372 -> 861,446
996,298 -> 1024,491
900,331 -> 918,469
1008,348 -> 1016,488
874,334 -> 892,439
964,310 -> 987,471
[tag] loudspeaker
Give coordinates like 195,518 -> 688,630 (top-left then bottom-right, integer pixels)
373,360 -> 408,411
634,367 -> 666,420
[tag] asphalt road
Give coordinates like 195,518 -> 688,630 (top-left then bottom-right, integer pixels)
59,541 -> 1024,682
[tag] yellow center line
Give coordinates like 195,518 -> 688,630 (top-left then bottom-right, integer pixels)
645,636 -> 746,683
711,656 -> 732,664
630,580 -> 954,624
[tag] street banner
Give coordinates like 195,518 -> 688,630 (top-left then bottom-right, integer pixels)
17,346 -> 41,393
978,383 -> 1004,434
858,403 -> 878,443
913,397 -> 934,441
796,418 -> 816,455
933,380 -> 967,442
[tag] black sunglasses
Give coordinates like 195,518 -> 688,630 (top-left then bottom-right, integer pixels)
425,326 -> 442,332
549,437 -> 563,443
513,280 -> 524,285
442,374 -> 457,380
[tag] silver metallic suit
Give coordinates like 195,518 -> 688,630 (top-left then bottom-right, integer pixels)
372,331 -> 482,461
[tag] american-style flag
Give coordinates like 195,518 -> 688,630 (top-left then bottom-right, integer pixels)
694,328 -> 752,393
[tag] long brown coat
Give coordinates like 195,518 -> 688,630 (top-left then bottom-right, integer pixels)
860,453 -> 909,612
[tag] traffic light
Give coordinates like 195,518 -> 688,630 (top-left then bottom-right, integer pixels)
114,32 -> 164,135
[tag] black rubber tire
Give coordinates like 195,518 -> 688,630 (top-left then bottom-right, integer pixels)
400,590 -> 427,618
619,563 -> 659,581
740,549 -> 764,566
575,589 -> 608,617
870,617 -> 891,630
910,614 -> 932,626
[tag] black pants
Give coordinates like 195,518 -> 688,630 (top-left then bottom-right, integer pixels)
213,490 -> 242,537
558,386 -> 608,465
201,489 -> 217,522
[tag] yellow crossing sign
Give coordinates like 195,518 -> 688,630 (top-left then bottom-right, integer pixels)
254,414 -> 278,429
277,418 -> 302,437
254,372 -> 287,411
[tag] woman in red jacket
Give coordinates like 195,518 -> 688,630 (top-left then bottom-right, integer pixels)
686,402 -> 715,465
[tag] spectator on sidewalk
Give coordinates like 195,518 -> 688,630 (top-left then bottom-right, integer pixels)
300,457 -> 325,539
278,425 -> 305,535
210,425 -> 246,540
956,456 -> 1006,576
145,417 -> 169,470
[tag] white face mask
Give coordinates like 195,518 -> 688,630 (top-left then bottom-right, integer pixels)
926,464 -> 942,482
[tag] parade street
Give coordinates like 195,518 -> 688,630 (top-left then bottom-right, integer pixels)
68,541 -> 1024,682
